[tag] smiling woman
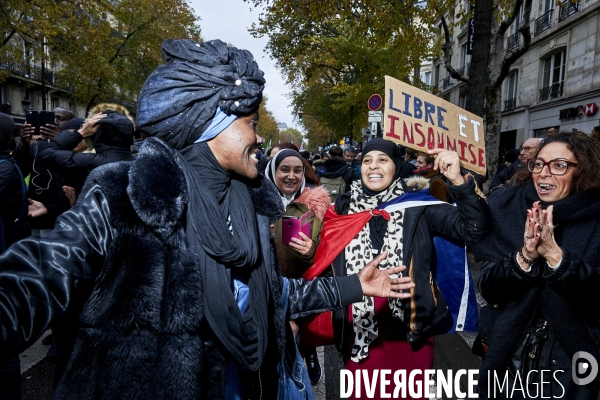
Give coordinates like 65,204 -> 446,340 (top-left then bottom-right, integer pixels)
475,131 -> 600,399
310,138 -> 491,400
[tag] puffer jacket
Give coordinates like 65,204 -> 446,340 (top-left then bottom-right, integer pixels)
329,178 -> 491,349
272,185 -> 331,278
0,137 -> 364,399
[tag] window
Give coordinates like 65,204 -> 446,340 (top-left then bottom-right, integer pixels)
460,43 -> 469,68
540,51 -> 565,101
51,97 -> 59,110
434,64 -> 440,89
505,71 -> 518,110
0,84 -> 10,114
22,90 -> 34,111
0,84 -> 8,104
459,94 -> 467,109
543,0 -> 553,14
423,71 -> 431,89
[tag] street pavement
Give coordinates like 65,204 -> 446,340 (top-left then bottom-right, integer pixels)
19,254 -> 484,399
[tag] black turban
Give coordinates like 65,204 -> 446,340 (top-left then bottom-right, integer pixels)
136,39 -> 266,150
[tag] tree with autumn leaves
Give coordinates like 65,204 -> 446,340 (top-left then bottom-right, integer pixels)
247,0 -> 535,183
247,0 -> 436,149
1,0 -> 201,112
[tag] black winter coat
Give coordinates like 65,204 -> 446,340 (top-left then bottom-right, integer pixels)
0,152 -> 23,251
37,130 -> 134,195
329,178 -> 491,349
0,137 -> 364,399
12,141 -> 70,229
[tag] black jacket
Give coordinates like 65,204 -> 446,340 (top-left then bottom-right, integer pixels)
329,178 -> 491,349
12,141 -> 70,229
316,157 -> 356,192
491,160 -> 520,188
0,152 -> 23,251
0,137 -> 363,399
37,130 -> 135,195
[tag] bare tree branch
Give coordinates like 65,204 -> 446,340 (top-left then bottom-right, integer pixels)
440,12 -> 469,83
494,0 -> 533,90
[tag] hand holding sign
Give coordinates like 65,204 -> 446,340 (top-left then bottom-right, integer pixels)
383,76 -> 486,175
428,149 -> 464,186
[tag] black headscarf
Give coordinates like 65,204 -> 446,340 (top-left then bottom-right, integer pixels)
136,39 -> 265,150
361,138 -> 406,196
179,142 -> 271,372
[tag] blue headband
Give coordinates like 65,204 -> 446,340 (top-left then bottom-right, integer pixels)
194,107 -> 237,143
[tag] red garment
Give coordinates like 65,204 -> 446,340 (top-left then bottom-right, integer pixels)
302,206 -> 389,280
343,298 -> 435,400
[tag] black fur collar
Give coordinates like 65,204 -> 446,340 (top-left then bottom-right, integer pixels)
128,137 -> 283,233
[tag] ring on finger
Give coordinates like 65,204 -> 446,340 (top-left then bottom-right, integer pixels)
525,233 -> 534,239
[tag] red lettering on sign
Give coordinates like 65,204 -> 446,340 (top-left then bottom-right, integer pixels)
478,148 -> 486,168
458,140 -> 468,162
403,121 -> 414,144
386,115 -> 401,139
436,131 -> 445,149
427,127 -> 435,149
446,137 -> 457,152
468,144 -> 477,164
415,123 -> 425,147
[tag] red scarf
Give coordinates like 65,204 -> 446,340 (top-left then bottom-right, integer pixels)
302,206 -> 389,280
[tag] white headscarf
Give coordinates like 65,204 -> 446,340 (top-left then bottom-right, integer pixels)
265,149 -> 306,208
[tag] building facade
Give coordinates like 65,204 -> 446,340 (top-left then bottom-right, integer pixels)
1,32 -> 87,126
428,0 -> 600,154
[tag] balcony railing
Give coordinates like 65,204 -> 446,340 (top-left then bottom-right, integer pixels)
0,61 -> 55,85
456,62 -> 471,77
559,0 -> 579,22
535,9 -> 553,36
507,32 -> 520,50
440,76 -> 454,90
539,82 -> 563,101
504,98 -> 517,111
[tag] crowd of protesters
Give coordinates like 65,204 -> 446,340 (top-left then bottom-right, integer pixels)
0,37 -> 599,400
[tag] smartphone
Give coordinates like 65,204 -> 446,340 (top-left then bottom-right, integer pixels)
39,110 -> 55,127
281,211 -> 311,246
25,110 -> 40,135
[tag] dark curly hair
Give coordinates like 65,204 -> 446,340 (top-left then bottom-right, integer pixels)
515,131 -> 600,195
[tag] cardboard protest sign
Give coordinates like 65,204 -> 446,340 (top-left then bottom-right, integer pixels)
383,75 -> 486,175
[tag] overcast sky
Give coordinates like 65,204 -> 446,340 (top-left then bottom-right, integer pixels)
189,0 -> 298,130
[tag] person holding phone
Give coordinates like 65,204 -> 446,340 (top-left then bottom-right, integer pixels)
13,110 -> 71,237
265,148 -> 332,384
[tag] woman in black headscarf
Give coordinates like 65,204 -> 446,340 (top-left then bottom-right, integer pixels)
308,138 -> 491,399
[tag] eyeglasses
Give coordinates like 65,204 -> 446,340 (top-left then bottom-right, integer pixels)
527,158 -> 578,176
520,146 -> 536,152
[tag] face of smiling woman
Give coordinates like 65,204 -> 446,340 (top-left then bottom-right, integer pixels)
275,156 -> 304,196
532,142 -> 576,202
361,151 -> 395,192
